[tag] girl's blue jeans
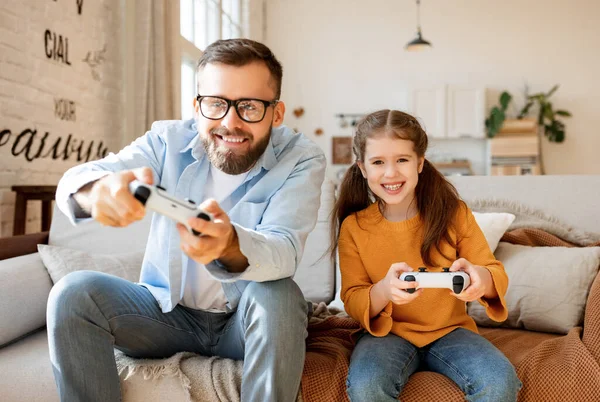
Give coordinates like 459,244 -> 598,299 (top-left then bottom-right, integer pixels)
347,328 -> 522,402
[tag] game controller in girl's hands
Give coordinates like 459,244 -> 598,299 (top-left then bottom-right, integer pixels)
129,180 -> 213,236
400,267 -> 471,294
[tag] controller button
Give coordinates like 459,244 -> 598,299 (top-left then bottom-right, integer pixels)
443,267 -> 450,272
156,185 -> 167,191
418,267 -> 427,272
452,276 -> 465,294
197,212 -> 210,221
185,198 -> 196,204
404,275 -> 416,294
133,187 -> 151,205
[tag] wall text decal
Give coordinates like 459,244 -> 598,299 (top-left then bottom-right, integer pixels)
0,127 -> 108,163
44,30 -> 71,65
54,98 -> 76,122
51,0 -> 84,15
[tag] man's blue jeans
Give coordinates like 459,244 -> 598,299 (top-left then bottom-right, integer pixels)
347,328 -> 522,402
46,270 -> 308,402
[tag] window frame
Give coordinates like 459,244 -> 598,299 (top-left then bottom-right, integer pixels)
179,0 -> 249,119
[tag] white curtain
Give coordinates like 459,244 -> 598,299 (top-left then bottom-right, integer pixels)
124,0 -> 179,145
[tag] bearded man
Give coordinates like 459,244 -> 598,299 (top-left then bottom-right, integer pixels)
47,38 -> 326,402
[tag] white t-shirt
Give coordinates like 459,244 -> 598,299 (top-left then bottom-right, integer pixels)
180,165 -> 248,311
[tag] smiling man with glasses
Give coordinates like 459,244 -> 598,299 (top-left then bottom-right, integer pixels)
47,39 -> 326,402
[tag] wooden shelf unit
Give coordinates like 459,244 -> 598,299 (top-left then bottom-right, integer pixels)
490,119 -> 540,176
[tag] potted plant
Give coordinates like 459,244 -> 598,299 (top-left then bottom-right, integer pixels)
517,85 -> 572,173
486,85 -> 572,174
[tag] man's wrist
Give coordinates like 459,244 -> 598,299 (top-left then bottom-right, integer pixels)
217,224 -> 248,273
220,224 -> 239,260
72,180 -> 98,215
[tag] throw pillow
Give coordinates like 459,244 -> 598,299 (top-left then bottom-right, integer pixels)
468,242 -> 600,334
472,212 -> 516,253
38,244 -> 144,284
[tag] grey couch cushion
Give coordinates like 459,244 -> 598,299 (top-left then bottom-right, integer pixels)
469,242 -> 600,334
0,329 -> 58,402
294,179 -> 336,303
449,175 -> 600,234
0,253 -> 53,347
0,329 -> 191,402
38,245 -> 144,284
49,205 -> 152,254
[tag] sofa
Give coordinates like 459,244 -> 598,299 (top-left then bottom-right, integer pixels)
1,175 -> 599,402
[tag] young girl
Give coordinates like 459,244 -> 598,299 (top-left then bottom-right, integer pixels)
331,110 -> 521,401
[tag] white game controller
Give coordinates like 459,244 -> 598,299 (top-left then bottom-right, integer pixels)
129,180 -> 214,236
400,267 -> 471,294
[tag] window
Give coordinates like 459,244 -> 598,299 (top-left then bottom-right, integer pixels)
180,0 -> 249,120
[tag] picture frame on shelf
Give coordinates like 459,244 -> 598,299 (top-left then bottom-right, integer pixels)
332,136 -> 353,165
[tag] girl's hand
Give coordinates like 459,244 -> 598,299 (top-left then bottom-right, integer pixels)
378,262 -> 423,305
448,258 -> 496,302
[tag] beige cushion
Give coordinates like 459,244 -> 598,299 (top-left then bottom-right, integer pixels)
472,212 -> 516,252
468,242 -> 600,334
38,245 -> 143,284
0,253 -> 53,347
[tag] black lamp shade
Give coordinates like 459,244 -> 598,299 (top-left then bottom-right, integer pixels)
406,0 -> 432,51
405,31 -> 432,51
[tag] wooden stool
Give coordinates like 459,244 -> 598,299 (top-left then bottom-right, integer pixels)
11,185 -> 58,236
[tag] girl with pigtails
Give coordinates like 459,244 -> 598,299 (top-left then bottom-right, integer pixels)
331,109 -> 521,402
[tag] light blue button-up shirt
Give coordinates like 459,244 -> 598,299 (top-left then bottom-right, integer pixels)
56,119 -> 327,312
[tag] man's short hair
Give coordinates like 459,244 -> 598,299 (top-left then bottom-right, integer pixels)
196,38 -> 283,99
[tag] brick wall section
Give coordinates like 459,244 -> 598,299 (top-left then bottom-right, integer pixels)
0,0 -> 123,237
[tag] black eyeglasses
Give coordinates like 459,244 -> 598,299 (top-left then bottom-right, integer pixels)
196,95 -> 278,123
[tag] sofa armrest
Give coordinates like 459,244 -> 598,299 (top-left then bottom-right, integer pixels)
0,231 -> 49,261
583,270 -> 600,363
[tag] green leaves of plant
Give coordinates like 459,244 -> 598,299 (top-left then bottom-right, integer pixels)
487,85 -> 571,142
517,84 -> 571,143
499,92 -> 512,109
486,91 -> 512,138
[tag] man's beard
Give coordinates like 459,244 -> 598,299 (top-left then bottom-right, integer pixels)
200,125 -> 271,175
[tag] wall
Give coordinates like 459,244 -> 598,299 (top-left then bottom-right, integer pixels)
0,0 -> 123,237
264,0 -> 600,180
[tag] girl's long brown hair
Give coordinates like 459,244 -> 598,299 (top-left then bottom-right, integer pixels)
329,109 -> 461,266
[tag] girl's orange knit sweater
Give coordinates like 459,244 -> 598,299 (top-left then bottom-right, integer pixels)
339,202 -> 508,347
